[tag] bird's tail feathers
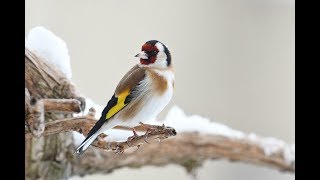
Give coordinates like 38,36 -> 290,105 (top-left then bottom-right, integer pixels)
75,120 -> 116,155
75,133 -> 99,155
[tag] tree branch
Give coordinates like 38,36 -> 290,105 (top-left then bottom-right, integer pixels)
25,116 -> 95,139
25,96 -> 82,137
91,124 -> 177,153
25,106 -> 294,174
43,99 -> 82,113
72,132 -> 294,177
25,108 -> 177,153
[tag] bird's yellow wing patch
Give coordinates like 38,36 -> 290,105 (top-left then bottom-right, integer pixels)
106,89 -> 130,119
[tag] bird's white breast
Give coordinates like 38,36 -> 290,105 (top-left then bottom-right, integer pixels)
115,69 -> 174,127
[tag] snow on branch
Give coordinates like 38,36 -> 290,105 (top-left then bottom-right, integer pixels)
154,106 -> 295,167
26,26 -> 72,79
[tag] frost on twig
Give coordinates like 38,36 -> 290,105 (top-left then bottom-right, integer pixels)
26,26 -> 72,79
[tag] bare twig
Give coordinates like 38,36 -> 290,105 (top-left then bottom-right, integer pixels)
25,108 -> 96,139
43,98 -> 82,113
25,97 -> 82,137
92,124 -> 177,153
25,116 -> 95,139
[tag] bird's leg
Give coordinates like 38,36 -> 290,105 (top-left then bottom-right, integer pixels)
139,122 -> 156,143
132,128 -> 138,137
127,128 -> 139,146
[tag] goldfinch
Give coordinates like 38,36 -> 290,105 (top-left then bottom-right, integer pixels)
75,40 -> 174,155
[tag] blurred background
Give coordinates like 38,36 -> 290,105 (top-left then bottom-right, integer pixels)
25,0 -> 295,179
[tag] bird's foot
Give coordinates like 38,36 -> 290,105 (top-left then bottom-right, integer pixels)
139,122 -> 155,143
127,128 -> 139,146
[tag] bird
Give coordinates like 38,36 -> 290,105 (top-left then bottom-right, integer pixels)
75,40 -> 174,155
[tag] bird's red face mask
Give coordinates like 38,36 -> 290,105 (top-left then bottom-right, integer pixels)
135,43 -> 159,65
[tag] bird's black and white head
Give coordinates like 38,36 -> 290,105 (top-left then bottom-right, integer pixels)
135,40 -> 172,69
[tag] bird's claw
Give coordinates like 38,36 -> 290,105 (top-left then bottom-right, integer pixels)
127,128 -> 140,147
127,128 -> 139,142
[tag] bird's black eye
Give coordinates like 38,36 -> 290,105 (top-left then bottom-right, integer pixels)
149,50 -> 157,56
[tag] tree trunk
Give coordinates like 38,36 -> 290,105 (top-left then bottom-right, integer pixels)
25,48 -> 84,180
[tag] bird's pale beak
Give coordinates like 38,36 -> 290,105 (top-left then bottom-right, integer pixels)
135,51 -> 148,60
